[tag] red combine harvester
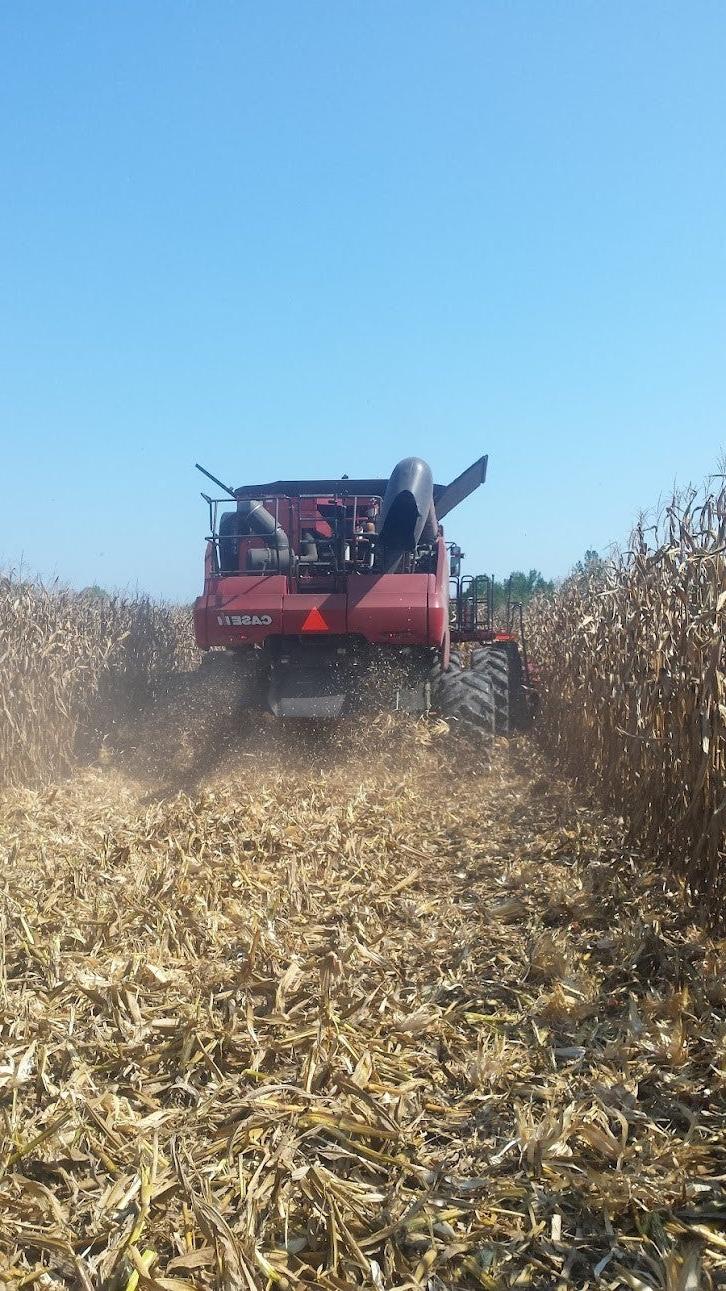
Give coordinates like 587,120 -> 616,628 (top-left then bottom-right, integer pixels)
193,456 -> 535,733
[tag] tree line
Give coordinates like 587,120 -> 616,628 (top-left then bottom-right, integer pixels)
467,550 -> 605,611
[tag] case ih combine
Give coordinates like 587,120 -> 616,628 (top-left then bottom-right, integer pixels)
193,455 -> 534,733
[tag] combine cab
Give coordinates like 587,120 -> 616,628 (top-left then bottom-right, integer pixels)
193,456 -> 535,734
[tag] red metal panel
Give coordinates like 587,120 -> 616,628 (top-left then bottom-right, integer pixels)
199,566 -> 446,649
202,574 -> 286,646
346,574 -> 429,644
282,594 -> 347,635
427,538 -> 450,649
427,588 -> 448,648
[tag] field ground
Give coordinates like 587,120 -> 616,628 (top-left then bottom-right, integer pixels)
0,723 -> 724,1290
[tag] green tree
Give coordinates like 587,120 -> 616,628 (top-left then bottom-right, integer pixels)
492,569 -> 554,608
466,569 -> 554,619
572,549 -> 606,584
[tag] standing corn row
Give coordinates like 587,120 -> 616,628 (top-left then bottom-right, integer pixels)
0,576 -> 197,789
529,480 -> 726,917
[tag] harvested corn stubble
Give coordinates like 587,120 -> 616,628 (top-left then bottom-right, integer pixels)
0,725 -> 723,1289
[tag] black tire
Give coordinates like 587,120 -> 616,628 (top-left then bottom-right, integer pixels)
432,651 -> 496,736
470,643 -> 529,733
431,650 -> 462,709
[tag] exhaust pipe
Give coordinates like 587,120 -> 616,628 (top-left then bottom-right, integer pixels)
218,500 -> 290,573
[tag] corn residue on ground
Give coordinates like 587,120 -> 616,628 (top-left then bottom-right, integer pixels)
0,726 -> 724,1290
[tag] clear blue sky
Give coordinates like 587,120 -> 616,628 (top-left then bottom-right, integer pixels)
1,2 -> 724,599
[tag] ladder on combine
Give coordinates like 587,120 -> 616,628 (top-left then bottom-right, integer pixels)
448,571 -> 533,694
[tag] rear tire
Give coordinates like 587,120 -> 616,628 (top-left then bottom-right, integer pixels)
432,651 -> 496,736
471,646 -> 510,734
470,643 -> 529,733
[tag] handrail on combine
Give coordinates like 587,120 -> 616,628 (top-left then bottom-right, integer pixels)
203,491 -> 438,583
449,573 -> 498,638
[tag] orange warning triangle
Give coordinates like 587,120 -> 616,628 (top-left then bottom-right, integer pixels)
301,606 -> 329,632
